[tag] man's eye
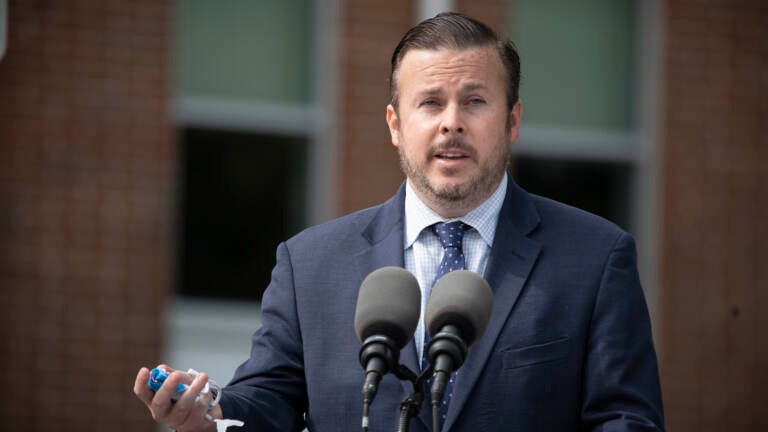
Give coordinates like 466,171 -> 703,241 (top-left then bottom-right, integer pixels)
468,97 -> 485,105
420,100 -> 439,107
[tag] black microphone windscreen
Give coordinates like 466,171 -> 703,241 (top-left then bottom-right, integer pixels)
354,267 -> 421,349
425,270 -> 493,345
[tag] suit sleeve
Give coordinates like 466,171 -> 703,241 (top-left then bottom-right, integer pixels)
581,232 -> 665,431
218,241 -> 308,431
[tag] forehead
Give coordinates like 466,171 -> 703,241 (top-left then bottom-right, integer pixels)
396,46 -> 505,91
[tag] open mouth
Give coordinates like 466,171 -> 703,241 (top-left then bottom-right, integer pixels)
434,150 -> 469,160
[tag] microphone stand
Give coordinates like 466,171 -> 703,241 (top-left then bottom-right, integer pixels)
392,364 -> 432,432
359,340 -> 430,432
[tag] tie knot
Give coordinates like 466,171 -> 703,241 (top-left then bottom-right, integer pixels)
432,221 -> 468,250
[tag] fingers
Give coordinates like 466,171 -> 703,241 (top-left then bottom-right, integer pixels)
166,372 -> 211,427
149,369 -> 185,421
134,367 -> 154,407
134,365 -> 216,430
135,367 -> 213,430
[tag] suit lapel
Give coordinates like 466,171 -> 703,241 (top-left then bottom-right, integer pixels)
353,183 -> 407,290
352,184 -> 424,407
442,179 -> 542,432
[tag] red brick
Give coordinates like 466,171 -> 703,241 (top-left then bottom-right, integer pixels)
0,1 -> 169,430
660,1 -> 768,430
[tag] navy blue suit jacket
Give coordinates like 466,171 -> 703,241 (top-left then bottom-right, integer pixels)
220,178 -> 664,431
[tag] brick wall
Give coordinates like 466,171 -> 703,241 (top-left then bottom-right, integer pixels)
457,0 -> 508,35
337,1 -> 414,214
0,1 -> 172,430
4,0 -> 765,430
659,0 -> 768,430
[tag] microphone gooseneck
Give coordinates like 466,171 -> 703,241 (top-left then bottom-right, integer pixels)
354,267 -> 421,432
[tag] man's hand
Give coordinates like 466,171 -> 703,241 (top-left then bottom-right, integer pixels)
134,365 -> 222,432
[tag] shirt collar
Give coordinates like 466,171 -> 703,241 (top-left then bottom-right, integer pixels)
404,173 -> 507,248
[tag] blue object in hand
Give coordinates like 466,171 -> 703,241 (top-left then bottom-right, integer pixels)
148,367 -> 188,400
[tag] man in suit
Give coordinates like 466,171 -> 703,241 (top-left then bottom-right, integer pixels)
134,12 -> 664,431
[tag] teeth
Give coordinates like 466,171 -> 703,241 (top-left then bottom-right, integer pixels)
441,153 -> 462,158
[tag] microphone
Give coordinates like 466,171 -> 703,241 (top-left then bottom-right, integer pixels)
354,267 -> 421,431
425,270 -> 493,422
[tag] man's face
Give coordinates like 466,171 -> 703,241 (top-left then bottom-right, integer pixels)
386,46 -> 521,217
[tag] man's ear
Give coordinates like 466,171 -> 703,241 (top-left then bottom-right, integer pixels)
508,100 -> 522,143
386,104 -> 400,147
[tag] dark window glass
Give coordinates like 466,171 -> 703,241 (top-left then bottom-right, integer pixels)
177,128 -> 307,300
512,156 -> 633,230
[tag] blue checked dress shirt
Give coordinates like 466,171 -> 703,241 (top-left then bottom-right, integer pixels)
403,173 -> 507,365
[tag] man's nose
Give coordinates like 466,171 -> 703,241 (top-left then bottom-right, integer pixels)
440,103 -> 464,134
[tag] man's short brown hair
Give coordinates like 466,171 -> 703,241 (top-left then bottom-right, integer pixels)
389,12 -> 521,110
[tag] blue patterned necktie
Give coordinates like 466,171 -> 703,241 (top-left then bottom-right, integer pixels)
423,221 -> 468,429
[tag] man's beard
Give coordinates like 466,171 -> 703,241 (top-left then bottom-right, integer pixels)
398,137 -> 511,212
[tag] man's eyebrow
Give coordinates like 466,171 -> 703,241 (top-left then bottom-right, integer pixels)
413,83 -> 490,98
414,88 -> 443,97
462,82 -> 489,92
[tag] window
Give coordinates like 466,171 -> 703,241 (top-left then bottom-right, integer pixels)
512,157 -> 633,229
177,129 -> 307,301
172,0 -> 333,301
165,1 -> 338,380
509,0 -> 638,229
